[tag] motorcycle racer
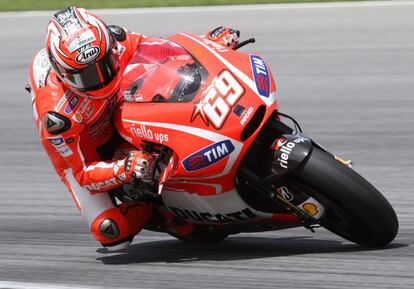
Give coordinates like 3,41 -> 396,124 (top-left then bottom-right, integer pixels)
28,6 -> 240,251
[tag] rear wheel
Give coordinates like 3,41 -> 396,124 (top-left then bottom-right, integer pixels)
289,148 -> 398,246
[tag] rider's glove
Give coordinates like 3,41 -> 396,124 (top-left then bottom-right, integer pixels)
113,150 -> 154,183
206,26 -> 240,49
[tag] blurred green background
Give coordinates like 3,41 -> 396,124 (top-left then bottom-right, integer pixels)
0,0 -> 374,11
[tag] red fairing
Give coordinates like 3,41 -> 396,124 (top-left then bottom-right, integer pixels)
115,33 -> 277,195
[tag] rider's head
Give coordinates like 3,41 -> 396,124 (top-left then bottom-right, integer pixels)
46,7 -> 120,100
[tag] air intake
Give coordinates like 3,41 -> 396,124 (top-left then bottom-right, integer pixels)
240,105 -> 266,141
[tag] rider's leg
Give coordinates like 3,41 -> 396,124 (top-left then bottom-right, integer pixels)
62,170 -> 152,251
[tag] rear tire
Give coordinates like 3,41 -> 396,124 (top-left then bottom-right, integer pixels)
292,148 -> 398,247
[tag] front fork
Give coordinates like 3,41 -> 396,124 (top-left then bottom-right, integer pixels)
239,115 -> 328,231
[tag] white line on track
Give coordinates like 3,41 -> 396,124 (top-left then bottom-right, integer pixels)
0,1 -> 413,18
0,281 -> 100,289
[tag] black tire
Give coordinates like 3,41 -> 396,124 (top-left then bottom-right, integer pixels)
292,148 -> 398,247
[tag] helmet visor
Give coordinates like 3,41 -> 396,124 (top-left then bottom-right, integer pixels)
61,51 -> 119,92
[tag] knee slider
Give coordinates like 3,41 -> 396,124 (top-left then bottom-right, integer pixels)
91,208 -> 134,247
91,203 -> 152,247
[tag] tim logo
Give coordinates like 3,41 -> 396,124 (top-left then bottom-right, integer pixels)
250,55 -> 270,98
182,140 -> 235,171
64,95 -> 79,114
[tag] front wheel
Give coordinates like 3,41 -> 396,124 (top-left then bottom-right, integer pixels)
290,148 -> 398,247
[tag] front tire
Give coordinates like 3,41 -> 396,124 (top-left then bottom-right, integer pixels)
291,148 -> 398,246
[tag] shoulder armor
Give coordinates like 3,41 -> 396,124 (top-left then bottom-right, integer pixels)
44,111 -> 71,135
108,25 -> 127,42
31,49 -> 51,89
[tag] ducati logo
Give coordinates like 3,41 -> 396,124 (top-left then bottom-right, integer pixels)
75,46 -> 100,64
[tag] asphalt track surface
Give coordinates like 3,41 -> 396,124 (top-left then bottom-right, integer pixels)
0,1 -> 413,288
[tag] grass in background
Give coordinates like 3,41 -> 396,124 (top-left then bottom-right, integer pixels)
0,0 -> 375,11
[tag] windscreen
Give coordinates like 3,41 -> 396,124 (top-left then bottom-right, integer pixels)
122,40 -> 207,103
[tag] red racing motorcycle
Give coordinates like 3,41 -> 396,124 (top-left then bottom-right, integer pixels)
113,33 -> 398,246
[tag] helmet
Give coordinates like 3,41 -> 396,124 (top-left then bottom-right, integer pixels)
46,7 -> 120,99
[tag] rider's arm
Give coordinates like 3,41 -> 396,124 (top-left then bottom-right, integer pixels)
39,119 -> 122,192
39,115 -> 150,193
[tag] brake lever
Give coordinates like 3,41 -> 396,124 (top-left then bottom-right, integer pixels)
233,38 -> 256,50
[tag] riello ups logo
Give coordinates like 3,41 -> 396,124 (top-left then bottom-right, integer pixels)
182,140 -> 235,171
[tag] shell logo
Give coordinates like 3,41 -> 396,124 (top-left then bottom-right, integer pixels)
302,202 -> 319,217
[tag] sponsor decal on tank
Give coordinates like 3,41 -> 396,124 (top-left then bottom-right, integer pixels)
130,124 -> 169,144
182,140 -> 235,171
250,55 -> 270,98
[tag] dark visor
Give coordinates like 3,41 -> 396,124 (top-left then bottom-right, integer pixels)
62,51 -> 119,91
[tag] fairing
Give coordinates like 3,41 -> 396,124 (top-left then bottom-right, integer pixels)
115,33 -> 287,226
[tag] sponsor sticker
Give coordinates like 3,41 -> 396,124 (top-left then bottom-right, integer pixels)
55,91 -> 70,111
58,145 -> 73,157
67,29 -> 96,53
66,137 -> 74,144
169,206 -> 257,223
302,203 -> 318,217
64,95 -> 79,114
277,186 -> 294,201
84,177 -> 119,191
47,136 -> 65,147
118,43 -> 126,56
117,173 -> 127,181
182,140 -> 235,171
130,124 -> 169,144
250,55 -> 270,98
72,111 -> 83,123
75,46 -> 100,64
240,106 -> 254,126
78,98 -> 90,113
32,49 -> 51,89
299,197 -> 325,219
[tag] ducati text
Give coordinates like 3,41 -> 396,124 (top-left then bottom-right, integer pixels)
169,206 -> 257,223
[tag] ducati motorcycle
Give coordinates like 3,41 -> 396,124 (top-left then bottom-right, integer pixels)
113,33 -> 398,246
